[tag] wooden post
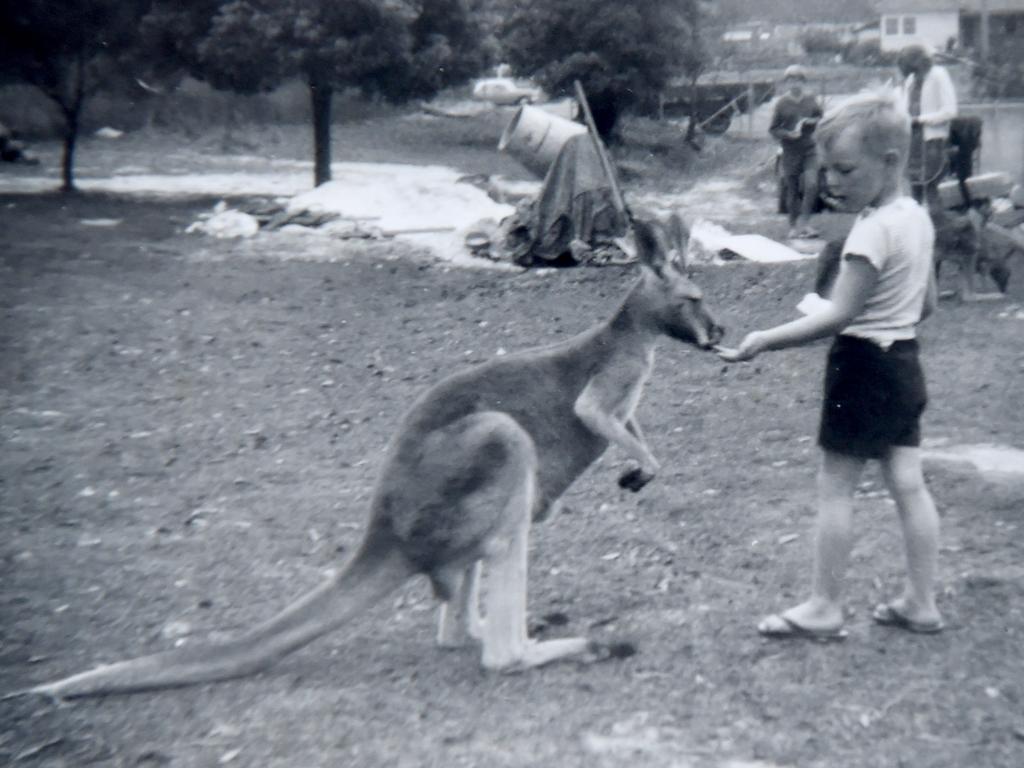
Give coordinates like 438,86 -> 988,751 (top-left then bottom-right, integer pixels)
979,0 -> 990,62
573,80 -> 629,220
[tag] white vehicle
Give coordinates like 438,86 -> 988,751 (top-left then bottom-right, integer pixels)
472,77 -> 546,106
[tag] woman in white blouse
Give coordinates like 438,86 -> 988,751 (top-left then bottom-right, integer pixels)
897,44 -> 959,210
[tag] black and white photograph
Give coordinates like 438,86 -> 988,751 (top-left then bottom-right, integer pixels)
2,1 -> 1022,766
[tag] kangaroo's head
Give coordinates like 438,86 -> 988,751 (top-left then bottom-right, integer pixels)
631,214 -> 724,349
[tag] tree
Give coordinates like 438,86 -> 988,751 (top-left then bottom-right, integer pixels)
146,0 -> 488,187
501,0 -> 703,140
0,0 -> 153,191
679,1 -> 716,142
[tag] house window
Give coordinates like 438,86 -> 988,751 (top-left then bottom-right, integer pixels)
885,17 -> 899,35
903,16 -> 916,35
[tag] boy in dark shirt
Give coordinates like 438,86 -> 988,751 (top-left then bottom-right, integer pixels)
770,65 -> 824,240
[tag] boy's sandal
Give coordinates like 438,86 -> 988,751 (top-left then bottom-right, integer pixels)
871,603 -> 944,634
757,613 -> 848,643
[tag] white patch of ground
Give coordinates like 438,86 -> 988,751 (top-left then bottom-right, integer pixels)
687,218 -> 813,264
0,168 -> 314,197
285,163 -> 514,265
1,160 -> 520,268
922,441 -> 1024,480
0,154 -> 805,267
633,178 -> 767,223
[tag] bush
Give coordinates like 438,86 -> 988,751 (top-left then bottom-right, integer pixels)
844,40 -> 899,67
800,29 -> 843,55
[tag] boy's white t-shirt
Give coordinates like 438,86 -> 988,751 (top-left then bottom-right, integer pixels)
840,196 -> 934,347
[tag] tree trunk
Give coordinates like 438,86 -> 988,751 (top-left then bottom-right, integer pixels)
310,79 -> 333,187
61,110 -> 80,193
58,50 -> 87,193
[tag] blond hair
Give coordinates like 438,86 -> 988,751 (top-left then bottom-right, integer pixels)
815,85 -> 912,167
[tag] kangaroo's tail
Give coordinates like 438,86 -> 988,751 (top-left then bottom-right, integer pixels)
15,547 -> 415,700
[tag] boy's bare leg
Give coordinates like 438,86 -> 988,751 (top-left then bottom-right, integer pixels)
760,449 -> 864,632
879,446 -> 942,625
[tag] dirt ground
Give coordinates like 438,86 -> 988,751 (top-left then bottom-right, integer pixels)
2,111 -> 1023,768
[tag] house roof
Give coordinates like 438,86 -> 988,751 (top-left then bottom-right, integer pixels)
879,1 -> 962,12
717,0 -> 877,24
961,0 -> 1024,10
879,0 -> 1024,12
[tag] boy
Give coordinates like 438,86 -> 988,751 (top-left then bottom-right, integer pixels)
718,87 -> 943,639
770,65 -> 824,240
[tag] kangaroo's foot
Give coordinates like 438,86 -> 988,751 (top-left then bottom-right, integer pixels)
484,637 -> 592,674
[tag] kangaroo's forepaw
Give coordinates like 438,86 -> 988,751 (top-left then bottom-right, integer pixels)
617,467 -> 654,492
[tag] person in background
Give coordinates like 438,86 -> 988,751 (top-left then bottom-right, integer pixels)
897,44 -> 958,211
0,120 -> 37,164
770,65 -> 824,240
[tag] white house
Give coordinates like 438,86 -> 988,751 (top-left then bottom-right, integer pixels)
879,0 -> 1024,54
880,0 -> 961,52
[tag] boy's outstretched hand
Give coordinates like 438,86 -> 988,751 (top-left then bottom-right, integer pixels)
715,332 -> 765,362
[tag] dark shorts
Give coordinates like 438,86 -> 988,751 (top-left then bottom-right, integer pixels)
818,335 -> 927,459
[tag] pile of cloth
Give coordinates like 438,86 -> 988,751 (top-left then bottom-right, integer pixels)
496,134 -> 630,267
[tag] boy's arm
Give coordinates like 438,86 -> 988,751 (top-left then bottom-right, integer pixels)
920,262 -> 938,321
718,257 -> 877,361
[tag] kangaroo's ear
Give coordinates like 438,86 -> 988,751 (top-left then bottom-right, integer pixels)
633,219 -> 668,275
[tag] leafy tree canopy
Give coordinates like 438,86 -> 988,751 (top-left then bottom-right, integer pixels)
501,0 -> 704,137
0,0 -> 154,190
138,0 -> 489,184
0,0 -> 149,101
139,0 -> 487,101
1,0 -> 488,188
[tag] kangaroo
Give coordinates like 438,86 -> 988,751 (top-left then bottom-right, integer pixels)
16,214 -> 723,700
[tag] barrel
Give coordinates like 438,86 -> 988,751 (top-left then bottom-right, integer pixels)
498,105 -> 586,177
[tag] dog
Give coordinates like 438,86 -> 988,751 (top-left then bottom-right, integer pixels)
933,202 -> 1015,300
13,214 -> 723,700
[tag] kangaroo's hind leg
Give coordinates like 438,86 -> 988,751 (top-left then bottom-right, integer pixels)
398,411 -> 588,670
480,487 -> 589,671
436,561 -> 483,649
472,418 -> 589,671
